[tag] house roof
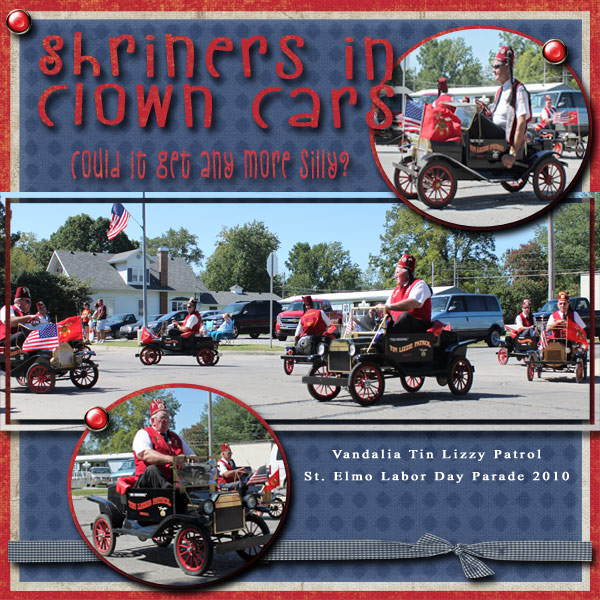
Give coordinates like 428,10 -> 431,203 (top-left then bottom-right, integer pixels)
51,250 -> 206,294
198,290 -> 282,305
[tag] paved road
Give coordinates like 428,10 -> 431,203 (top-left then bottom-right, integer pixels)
72,492 -> 279,587
4,339 -> 595,425
375,146 -> 585,228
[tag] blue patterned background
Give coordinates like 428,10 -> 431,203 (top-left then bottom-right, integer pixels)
18,431 -> 584,583
19,19 -> 583,193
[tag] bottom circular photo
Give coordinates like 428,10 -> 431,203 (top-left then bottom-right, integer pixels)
69,384 -> 289,588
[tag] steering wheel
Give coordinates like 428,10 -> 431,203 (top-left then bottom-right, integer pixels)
475,99 -> 492,119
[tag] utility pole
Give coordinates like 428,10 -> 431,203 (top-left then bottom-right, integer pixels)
548,212 -> 555,299
431,261 -> 435,288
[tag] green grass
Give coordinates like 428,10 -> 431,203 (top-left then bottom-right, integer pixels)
72,486 -> 108,497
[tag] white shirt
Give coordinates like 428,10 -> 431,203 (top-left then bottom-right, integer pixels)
493,80 -> 530,135
386,279 -> 431,307
0,305 -> 17,323
217,457 -> 237,475
515,313 -> 532,329
132,428 -> 194,456
547,310 -> 586,330
182,313 -> 199,330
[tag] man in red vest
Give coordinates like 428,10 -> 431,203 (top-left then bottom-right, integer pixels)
132,399 -> 196,488
490,45 -> 531,168
294,295 -> 332,346
0,286 -> 37,347
167,297 -> 202,350
506,298 -> 536,353
217,443 -> 247,488
377,254 -> 432,334
546,291 -> 586,339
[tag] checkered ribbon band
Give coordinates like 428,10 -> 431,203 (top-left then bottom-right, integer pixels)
8,535 -> 592,579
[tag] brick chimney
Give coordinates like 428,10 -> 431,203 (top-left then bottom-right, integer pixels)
158,247 -> 169,313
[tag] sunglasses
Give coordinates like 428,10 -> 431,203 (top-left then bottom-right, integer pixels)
492,64 -> 505,70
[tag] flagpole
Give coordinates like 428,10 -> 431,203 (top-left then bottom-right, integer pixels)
142,199 -> 148,329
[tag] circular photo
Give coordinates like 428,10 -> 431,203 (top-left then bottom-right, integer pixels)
372,28 -> 590,229
69,384 -> 288,588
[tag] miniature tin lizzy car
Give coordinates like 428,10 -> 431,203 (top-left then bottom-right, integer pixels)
497,326 -> 538,365
298,307 -> 475,406
3,337 -> 98,394
393,102 -> 567,208
87,460 -> 272,577
136,331 -> 219,366
525,335 -> 588,383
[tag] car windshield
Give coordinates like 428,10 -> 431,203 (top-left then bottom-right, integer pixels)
287,300 -> 323,311
119,460 -> 134,470
453,104 -> 478,129
107,314 -> 128,322
539,301 -> 559,312
157,311 -> 184,321
92,467 -> 110,474
431,297 -> 449,312
221,303 -> 246,315
531,93 -> 558,109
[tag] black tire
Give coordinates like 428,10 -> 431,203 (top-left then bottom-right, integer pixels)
236,513 -> 269,561
497,347 -> 509,365
575,141 -> 585,159
501,177 -> 527,193
416,160 -> 457,209
232,325 -> 239,339
92,515 -> 116,556
249,333 -> 260,339
447,357 -> 473,395
196,348 -> 216,366
393,157 -> 418,199
348,362 -> 385,406
173,524 -> 213,576
268,497 -> 285,520
486,328 -> 502,348
26,362 -> 56,394
532,158 -> 566,202
436,376 -> 448,386
400,375 -> 425,393
553,141 -> 564,157
15,375 -> 27,387
69,361 -> 99,389
139,346 -> 161,366
526,357 -> 535,382
278,335 -> 287,342
283,357 -> 294,375
306,363 -> 341,402
575,359 -> 586,383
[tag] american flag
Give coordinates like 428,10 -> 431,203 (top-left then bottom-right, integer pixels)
396,99 -> 424,133
247,465 -> 269,485
538,328 -> 549,350
107,203 -> 130,240
552,111 -> 570,124
22,323 -> 59,351
344,317 -> 356,336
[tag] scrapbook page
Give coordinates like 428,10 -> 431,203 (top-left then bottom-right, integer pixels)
0,4 -> 597,598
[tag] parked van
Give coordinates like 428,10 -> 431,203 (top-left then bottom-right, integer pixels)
431,293 -> 504,347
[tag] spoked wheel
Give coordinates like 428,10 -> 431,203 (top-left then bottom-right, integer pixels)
497,348 -> 509,365
575,141 -> 585,159
393,156 -> 418,199
196,348 -> 217,366
526,357 -> 535,382
501,177 -> 527,193
307,363 -> 341,402
532,158 -> 566,202
173,524 -> 213,576
400,375 -> 425,393
139,346 -> 161,365
348,362 -> 385,406
92,515 -> 116,556
15,375 -> 27,387
26,362 -> 56,394
575,359 -> 586,383
235,513 -> 269,561
69,361 -> 99,389
283,349 -> 295,375
416,160 -> 457,209
553,141 -> 564,156
447,357 -> 473,396
268,497 -> 285,520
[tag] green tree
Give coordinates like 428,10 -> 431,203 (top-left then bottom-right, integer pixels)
417,38 -> 484,88
179,422 -> 209,458
284,241 -> 362,294
0,202 -> 21,296
81,390 -> 181,454
369,205 -> 497,291
48,214 -> 139,255
202,221 -> 279,292
147,227 -> 204,269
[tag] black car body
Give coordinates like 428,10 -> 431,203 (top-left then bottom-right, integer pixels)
102,313 -> 137,339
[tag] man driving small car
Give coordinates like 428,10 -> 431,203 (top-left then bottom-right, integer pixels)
0,286 -> 38,347
376,254 -> 432,334
546,291 -> 586,338
132,399 -> 196,488
217,442 -> 247,488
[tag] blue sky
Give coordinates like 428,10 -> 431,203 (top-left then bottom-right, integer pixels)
10,201 -> 536,273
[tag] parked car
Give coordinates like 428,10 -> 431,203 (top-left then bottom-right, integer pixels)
119,315 -> 163,339
147,310 -> 189,335
431,293 -> 504,347
101,313 -> 137,339
275,298 -> 343,341
86,466 -> 112,487
530,90 -> 589,137
109,459 -> 135,483
209,300 -> 283,338
533,296 -> 600,338
200,310 -> 221,320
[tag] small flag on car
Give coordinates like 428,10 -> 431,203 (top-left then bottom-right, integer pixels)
140,327 -> 160,344
107,203 -> 130,240
247,466 -> 269,485
538,328 -> 548,350
22,323 -> 59,351
266,468 -> 281,491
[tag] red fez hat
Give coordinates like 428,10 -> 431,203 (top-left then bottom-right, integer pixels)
15,286 -> 31,300
221,443 -> 231,452
557,291 -> 569,302
495,46 -> 514,67
437,77 -> 448,93
302,295 -> 314,308
36,301 -> 45,309
397,254 -> 416,272
545,94 -> 551,101
150,399 -> 168,417
522,299 -> 531,308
